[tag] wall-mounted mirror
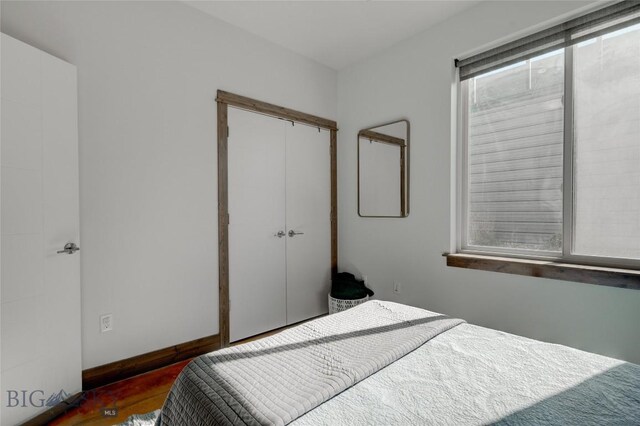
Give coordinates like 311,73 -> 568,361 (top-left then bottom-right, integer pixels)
358,120 -> 410,217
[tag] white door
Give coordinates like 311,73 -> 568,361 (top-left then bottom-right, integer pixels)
285,123 -> 331,325
1,34 -> 81,425
228,107 -> 287,342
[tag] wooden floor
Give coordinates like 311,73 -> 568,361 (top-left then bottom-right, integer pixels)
51,324 -> 299,425
51,359 -> 189,425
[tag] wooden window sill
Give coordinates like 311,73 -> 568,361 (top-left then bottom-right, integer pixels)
445,253 -> 640,290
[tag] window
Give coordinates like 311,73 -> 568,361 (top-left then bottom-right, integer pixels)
457,2 -> 640,271
464,50 -> 565,253
572,27 -> 640,260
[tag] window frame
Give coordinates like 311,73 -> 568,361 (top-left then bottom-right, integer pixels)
456,41 -> 640,273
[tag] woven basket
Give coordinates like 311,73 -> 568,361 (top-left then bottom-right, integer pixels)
328,293 -> 369,314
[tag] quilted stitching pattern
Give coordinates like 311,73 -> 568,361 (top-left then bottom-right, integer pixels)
157,301 -> 464,426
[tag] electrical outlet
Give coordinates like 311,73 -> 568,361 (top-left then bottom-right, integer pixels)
100,314 -> 113,333
393,281 -> 401,294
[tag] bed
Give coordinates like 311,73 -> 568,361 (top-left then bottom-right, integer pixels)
156,301 -> 640,425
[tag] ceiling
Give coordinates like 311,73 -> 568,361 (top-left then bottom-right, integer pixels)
185,1 -> 481,70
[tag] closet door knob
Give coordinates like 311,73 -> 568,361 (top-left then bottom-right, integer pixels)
274,231 -> 286,238
288,230 -> 304,237
57,242 -> 80,254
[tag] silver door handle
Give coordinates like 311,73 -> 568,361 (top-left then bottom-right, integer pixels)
274,231 -> 286,238
288,230 -> 304,237
57,243 -> 80,254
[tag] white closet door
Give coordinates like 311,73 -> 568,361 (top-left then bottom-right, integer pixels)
1,34 -> 81,425
285,123 -> 331,325
228,107 -> 287,342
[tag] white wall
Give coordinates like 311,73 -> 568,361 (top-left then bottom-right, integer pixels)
337,0 -> 640,365
3,0 -> 638,372
1,0 -> 336,369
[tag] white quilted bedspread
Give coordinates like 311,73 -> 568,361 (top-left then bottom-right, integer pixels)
158,300 -> 463,425
293,322 -> 640,425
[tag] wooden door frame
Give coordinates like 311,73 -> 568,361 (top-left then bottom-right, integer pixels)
216,90 -> 338,347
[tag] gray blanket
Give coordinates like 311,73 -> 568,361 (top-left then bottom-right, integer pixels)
156,301 -> 464,426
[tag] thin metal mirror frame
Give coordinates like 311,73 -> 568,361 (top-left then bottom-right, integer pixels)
357,119 -> 410,218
